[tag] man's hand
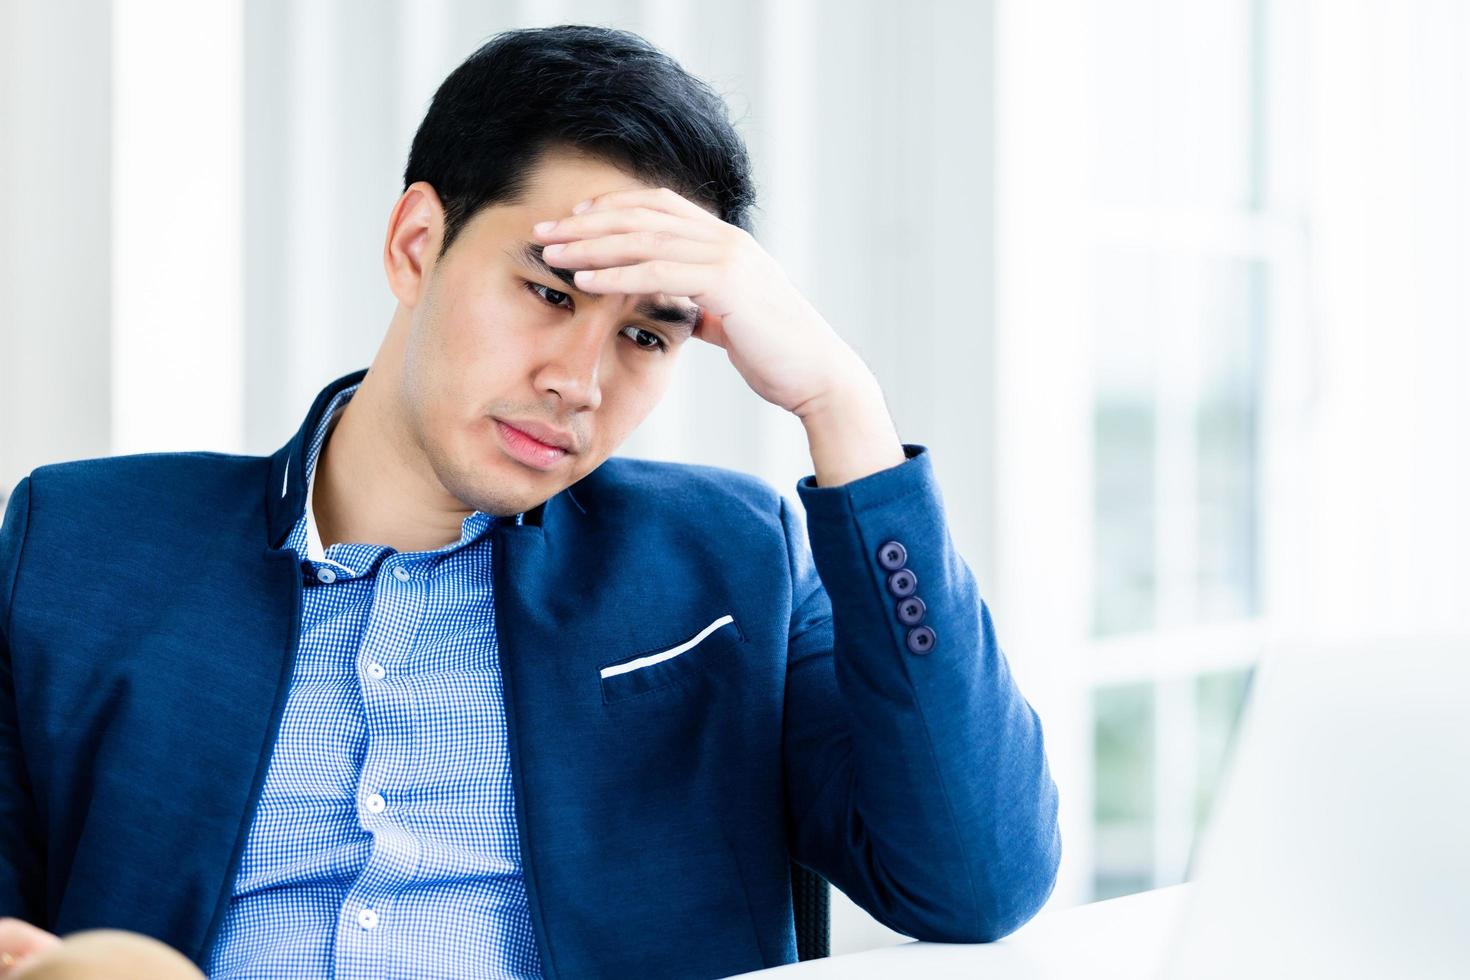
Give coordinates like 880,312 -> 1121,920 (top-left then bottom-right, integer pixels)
531,187 -> 875,418
0,920 -> 204,979
0,918 -> 59,976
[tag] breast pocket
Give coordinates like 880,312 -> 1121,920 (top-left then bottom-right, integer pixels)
598,613 -> 746,705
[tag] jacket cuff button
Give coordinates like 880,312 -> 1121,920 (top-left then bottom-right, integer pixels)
897,596 -> 926,626
906,625 -> 936,655
887,568 -> 917,598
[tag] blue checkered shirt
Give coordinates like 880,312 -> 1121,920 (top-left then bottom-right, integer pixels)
206,382 -> 543,978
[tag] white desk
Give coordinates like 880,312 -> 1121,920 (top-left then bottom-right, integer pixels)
733,884 -> 1191,979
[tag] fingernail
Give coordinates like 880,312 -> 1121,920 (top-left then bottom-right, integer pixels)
572,200 -> 592,214
533,220 -> 556,234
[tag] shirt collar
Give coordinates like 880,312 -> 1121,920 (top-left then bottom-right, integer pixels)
302,387 -> 354,563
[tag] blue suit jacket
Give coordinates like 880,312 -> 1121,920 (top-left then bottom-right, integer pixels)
0,368 -> 1060,978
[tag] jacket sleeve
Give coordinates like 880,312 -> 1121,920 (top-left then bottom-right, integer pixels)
1,476 -> 45,922
780,444 -> 1061,943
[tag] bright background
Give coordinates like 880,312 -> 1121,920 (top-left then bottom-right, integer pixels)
2,0 -> 1467,957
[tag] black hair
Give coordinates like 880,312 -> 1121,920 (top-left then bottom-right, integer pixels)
404,24 -> 759,262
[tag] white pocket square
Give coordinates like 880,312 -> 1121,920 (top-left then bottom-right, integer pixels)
599,614 -> 736,679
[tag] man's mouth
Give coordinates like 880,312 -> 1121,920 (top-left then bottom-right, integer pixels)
494,419 -> 572,470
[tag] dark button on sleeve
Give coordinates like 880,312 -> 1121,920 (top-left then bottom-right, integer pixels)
906,625 -> 936,655
896,596 -> 926,625
887,568 -> 917,598
877,540 -> 908,571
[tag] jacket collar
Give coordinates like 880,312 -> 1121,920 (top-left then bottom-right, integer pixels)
263,368 -> 570,551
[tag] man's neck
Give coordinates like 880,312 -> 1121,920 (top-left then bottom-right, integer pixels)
312,374 -> 474,555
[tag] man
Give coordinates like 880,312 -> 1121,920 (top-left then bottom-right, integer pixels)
0,23 -> 1060,980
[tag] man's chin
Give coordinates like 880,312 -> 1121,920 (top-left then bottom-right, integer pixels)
439,466 -> 556,520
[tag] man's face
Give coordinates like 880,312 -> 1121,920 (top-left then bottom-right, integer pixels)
388,149 -> 704,518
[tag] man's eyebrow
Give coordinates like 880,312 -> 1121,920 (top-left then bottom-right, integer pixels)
510,240 -> 700,338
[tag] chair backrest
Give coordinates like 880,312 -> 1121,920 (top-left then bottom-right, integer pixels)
789,861 -> 830,960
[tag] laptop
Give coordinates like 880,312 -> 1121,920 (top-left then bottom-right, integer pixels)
1159,631 -> 1470,978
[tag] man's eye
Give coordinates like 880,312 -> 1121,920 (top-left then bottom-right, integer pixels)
620,326 -> 668,354
524,280 -> 572,309
524,280 -> 667,354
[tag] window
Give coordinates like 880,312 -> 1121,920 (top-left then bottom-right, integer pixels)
996,0 -> 1308,905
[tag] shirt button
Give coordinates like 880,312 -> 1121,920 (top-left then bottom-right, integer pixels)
392,566 -> 411,582
316,567 -> 336,584
364,793 -> 386,814
877,540 -> 908,571
366,663 -> 386,680
357,908 -> 378,929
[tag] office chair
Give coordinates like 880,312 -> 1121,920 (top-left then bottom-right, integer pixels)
790,861 -> 830,960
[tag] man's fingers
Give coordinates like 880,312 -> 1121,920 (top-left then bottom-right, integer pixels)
0,918 -> 61,974
10,930 -> 205,980
0,916 -> 61,953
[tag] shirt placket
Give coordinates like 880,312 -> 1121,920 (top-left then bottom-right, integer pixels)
336,552 -> 430,978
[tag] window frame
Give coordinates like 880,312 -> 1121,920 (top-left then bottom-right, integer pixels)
994,0 -> 1311,907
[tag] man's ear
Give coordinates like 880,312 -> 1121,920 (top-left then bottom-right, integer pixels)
383,181 -> 445,308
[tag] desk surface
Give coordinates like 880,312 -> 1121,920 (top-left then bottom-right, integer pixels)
734,883 -> 1191,979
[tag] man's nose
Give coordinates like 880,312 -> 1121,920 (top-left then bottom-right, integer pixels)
534,323 -> 606,412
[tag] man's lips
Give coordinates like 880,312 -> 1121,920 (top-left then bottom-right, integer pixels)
494,418 -> 576,453
493,418 -> 575,471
